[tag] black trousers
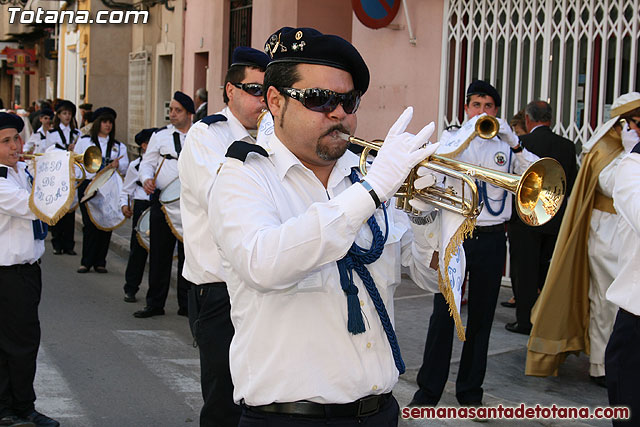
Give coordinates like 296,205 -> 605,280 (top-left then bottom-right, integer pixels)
188,283 -> 240,427
508,221 -> 557,329
50,210 -> 75,252
0,263 -> 41,418
239,395 -> 399,427
78,180 -> 112,269
124,199 -> 151,295
146,192 -> 188,311
413,228 -> 506,405
605,308 -> 640,426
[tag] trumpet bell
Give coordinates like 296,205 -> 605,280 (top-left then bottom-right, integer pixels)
80,146 -> 103,174
516,158 -> 566,226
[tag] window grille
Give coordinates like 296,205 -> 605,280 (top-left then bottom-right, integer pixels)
229,0 -> 252,68
128,50 -> 150,154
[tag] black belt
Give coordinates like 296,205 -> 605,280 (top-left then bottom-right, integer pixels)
474,223 -> 505,233
0,260 -> 40,271
245,393 -> 391,418
197,281 -> 226,288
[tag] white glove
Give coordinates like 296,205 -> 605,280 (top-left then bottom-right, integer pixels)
621,121 -> 640,153
497,117 -> 521,149
408,166 -> 437,214
365,107 -> 439,202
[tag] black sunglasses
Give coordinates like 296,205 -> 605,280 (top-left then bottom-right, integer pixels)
277,87 -> 362,114
232,83 -> 264,97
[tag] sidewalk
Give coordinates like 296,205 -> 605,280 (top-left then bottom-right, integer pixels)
85,214 -> 611,426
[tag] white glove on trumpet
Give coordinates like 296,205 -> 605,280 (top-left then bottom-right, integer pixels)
365,107 -> 440,202
621,121 -> 640,153
408,166 -> 438,214
497,117 -> 521,149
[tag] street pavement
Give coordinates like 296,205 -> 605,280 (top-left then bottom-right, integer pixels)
30,215 -> 611,426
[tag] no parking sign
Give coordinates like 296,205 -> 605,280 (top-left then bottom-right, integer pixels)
352,0 -> 401,29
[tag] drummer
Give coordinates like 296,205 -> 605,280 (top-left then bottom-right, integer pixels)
45,100 -> 81,256
136,91 -> 194,318
74,107 -> 129,273
23,108 -> 54,154
0,112 -> 60,427
120,128 -> 156,303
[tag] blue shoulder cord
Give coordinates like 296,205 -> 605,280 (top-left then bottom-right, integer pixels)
477,149 -> 513,216
25,167 -> 48,240
336,168 -> 406,374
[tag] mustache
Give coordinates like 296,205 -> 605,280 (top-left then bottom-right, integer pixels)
322,124 -> 351,138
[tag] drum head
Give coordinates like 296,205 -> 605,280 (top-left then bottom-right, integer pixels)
135,208 -> 151,252
81,167 -> 116,203
159,178 -> 181,204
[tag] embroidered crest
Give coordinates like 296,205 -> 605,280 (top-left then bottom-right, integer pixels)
494,151 -> 507,166
295,30 -> 303,40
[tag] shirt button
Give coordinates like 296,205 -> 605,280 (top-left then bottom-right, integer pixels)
366,342 -> 372,348
428,232 -> 434,238
360,300 -> 365,307
372,385 -> 378,391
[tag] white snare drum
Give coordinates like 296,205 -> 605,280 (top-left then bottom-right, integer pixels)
135,207 -> 151,251
83,167 -> 126,231
159,178 -> 182,241
81,167 -> 115,203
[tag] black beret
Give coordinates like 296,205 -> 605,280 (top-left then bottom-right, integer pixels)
466,80 -> 501,107
264,27 -> 370,94
55,100 -> 76,116
231,46 -> 270,70
173,91 -> 195,114
135,128 -> 157,145
78,103 -> 93,110
93,107 -> 117,120
0,112 -> 24,132
39,108 -> 54,118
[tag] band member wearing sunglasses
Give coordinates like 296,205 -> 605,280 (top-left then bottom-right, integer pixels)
526,92 -> 640,384
208,27 -> 441,426
410,80 -> 538,408
0,112 -> 60,427
135,91 -> 194,318
605,136 -> 640,427
178,46 -> 269,427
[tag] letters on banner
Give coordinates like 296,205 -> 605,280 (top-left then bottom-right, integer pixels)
28,150 -> 75,225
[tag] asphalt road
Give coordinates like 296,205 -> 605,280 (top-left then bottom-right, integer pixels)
32,223 -> 612,426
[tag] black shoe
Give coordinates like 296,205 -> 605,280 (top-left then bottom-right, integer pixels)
505,322 -> 531,335
134,306 -> 165,318
22,411 -> 59,427
590,375 -> 607,388
52,249 -> 63,255
64,249 -> 77,255
124,293 -> 137,303
94,266 -> 108,274
0,415 -> 35,427
177,307 -> 188,317
77,266 -> 89,273
500,300 -> 516,308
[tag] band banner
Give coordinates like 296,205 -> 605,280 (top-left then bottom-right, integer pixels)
29,150 -> 75,225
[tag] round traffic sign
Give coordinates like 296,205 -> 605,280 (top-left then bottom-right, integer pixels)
352,0 -> 401,29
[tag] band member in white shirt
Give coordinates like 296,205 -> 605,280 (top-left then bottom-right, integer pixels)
120,128 -> 155,302
74,107 -> 129,273
45,100 -> 80,256
179,46 -> 269,427
210,27 -> 441,426
23,108 -> 53,154
0,112 -> 60,427
135,91 -> 194,318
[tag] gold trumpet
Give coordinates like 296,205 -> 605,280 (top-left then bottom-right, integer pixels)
22,145 -> 103,181
343,132 -> 567,227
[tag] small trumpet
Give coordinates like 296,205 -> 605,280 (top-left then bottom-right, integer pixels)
342,131 -> 567,227
22,146 -> 103,181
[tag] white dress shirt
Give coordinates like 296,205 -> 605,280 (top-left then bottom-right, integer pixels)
139,125 -> 187,191
439,128 -> 539,226
44,123 -> 79,152
179,107 -> 251,285
74,135 -> 129,179
209,133 -> 439,406
23,127 -> 47,154
120,157 -> 150,208
607,151 -> 640,315
0,162 -> 45,265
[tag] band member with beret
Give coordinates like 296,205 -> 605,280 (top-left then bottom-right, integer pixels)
74,107 -> 129,274
120,128 -> 156,303
23,108 -> 54,155
135,91 -> 194,318
179,46 -> 269,427
0,112 -> 60,427
209,27 -> 441,426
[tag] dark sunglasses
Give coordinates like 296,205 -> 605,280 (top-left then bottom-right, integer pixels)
277,87 -> 362,114
232,83 -> 264,97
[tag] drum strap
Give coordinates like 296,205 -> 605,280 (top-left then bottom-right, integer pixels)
56,128 -> 68,148
173,132 -> 182,156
